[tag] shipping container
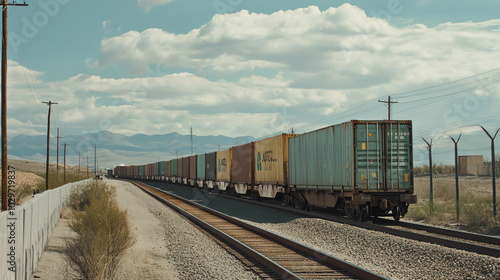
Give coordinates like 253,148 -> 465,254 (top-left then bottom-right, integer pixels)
216,149 -> 231,182
197,154 -> 206,180
178,158 -> 184,178
166,161 -> 171,177
231,142 -> 254,184
138,165 -> 144,177
189,155 -> 197,179
288,120 -> 413,192
159,161 -> 166,176
182,157 -> 189,178
254,134 -> 294,185
171,159 -> 178,177
206,152 -> 217,181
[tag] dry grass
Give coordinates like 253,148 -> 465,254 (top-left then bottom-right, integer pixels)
65,180 -> 135,280
408,176 -> 500,234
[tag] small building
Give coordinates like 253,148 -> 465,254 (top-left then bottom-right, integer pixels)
458,155 -> 485,176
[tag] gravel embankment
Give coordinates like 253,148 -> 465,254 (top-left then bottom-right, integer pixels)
242,217 -> 500,280
112,180 -> 260,280
146,181 -> 500,280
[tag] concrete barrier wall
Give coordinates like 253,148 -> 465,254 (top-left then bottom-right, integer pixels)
1,180 -> 89,280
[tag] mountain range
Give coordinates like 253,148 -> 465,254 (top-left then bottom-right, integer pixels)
8,131 -> 256,170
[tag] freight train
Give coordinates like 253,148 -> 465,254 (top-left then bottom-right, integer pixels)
114,120 -> 417,221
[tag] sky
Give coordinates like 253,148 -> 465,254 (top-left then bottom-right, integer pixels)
4,0 -> 500,164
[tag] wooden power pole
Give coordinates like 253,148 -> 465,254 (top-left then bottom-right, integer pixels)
56,128 -> 63,176
42,101 -> 58,190
1,0 -> 29,211
378,95 -> 398,121
64,143 -> 69,184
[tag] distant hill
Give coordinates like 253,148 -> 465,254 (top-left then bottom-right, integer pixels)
8,131 -> 256,170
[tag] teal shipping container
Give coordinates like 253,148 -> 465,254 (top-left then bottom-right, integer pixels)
197,154 -> 206,179
159,161 -> 166,176
138,165 -> 144,177
288,120 -> 413,192
171,159 -> 178,176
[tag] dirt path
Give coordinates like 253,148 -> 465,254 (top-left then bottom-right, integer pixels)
30,180 -> 179,279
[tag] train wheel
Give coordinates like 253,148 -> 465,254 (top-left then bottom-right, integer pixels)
293,194 -> 307,210
345,201 -> 354,218
357,205 -> 369,222
392,206 -> 401,221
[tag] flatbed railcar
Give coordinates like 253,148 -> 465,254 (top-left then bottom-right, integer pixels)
113,120 -> 417,221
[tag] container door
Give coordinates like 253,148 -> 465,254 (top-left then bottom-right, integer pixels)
385,123 -> 412,190
355,123 -> 383,190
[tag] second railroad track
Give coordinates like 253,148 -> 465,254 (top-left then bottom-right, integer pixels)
128,180 -> 387,280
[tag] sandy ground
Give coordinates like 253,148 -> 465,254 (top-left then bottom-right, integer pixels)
30,180 -> 179,280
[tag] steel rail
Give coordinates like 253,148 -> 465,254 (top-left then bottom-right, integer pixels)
165,181 -> 500,258
126,180 -> 387,280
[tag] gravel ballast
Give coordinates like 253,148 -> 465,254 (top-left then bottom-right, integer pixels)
110,180 -> 260,280
146,181 -> 500,280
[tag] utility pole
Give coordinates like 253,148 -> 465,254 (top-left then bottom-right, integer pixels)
1,0 -> 28,210
42,101 -> 58,190
87,155 -> 89,177
190,126 -> 193,155
450,134 -> 462,222
56,128 -> 63,176
218,143 -> 221,151
64,143 -> 69,184
480,126 -> 499,217
422,138 -> 434,213
78,152 -> 80,180
94,144 -> 97,176
378,95 -> 398,121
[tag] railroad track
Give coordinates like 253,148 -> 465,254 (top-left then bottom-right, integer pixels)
127,180 -> 387,280
136,179 -> 500,258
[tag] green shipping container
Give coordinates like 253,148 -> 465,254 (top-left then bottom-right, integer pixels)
159,161 -> 166,176
197,154 -> 206,179
171,159 -> 178,176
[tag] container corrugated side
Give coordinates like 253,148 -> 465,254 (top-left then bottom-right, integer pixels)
139,165 -> 144,177
189,155 -> 197,179
255,134 -> 294,185
171,159 -> 178,176
231,143 -> 254,184
288,123 -> 354,190
197,154 -> 206,179
182,157 -> 189,178
206,152 -> 216,181
216,149 -> 231,181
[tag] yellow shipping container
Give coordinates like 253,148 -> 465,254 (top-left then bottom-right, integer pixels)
216,148 -> 232,182
254,134 -> 295,185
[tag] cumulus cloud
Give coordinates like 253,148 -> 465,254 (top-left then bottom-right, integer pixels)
9,3 -> 500,155
137,0 -> 175,12
93,4 -> 500,92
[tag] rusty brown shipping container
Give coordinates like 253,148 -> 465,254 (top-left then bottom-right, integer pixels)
216,148 -> 232,182
182,157 -> 189,178
177,158 -> 183,177
231,142 -> 254,184
166,161 -> 171,177
189,155 -> 197,179
254,134 -> 295,185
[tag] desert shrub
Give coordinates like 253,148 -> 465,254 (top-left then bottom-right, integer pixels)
15,184 -> 33,203
68,180 -> 113,211
66,181 -> 135,280
460,196 -> 500,232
